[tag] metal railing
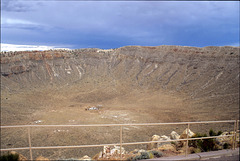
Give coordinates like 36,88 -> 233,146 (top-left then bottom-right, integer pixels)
1,120 -> 239,160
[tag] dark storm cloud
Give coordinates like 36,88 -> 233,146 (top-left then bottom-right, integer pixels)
2,0 -> 32,12
1,1 -> 239,49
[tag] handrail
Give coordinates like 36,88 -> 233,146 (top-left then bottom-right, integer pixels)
0,120 -> 236,128
0,120 -> 239,160
0,134 -> 235,151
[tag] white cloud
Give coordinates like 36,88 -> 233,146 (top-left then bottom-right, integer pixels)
2,18 -> 37,25
1,43 -> 71,52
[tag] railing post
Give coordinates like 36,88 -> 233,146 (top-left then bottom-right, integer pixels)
232,121 -> 236,150
234,120 -> 238,150
28,126 -> 33,160
120,125 -> 123,160
237,120 -> 239,149
237,120 -> 239,133
185,123 -> 190,157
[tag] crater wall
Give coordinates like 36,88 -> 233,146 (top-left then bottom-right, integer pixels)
1,45 -> 239,100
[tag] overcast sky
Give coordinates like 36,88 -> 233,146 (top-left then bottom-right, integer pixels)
1,0 -> 239,50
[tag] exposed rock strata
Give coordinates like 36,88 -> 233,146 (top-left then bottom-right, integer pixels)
1,46 -> 239,102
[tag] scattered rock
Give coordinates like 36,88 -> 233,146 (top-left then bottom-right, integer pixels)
85,106 -> 99,111
159,135 -> 172,146
148,134 -> 172,150
103,146 -> 111,154
138,149 -> 146,153
158,144 -> 176,151
34,120 -> 43,124
110,145 -> 126,155
100,145 -> 126,159
53,129 -> 69,133
85,105 -> 103,111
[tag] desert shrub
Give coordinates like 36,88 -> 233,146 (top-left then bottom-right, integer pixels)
127,151 -> 156,161
189,132 -> 218,152
189,133 -> 207,148
202,138 -> 217,151
0,152 -> 19,161
127,151 -> 158,161
217,131 -> 223,135
140,152 -> 150,159
209,129 -> 223,136
209,129 -> 217,136
149,150 -> 163,158
149,152 -> 154,159
223,143 -> 230,149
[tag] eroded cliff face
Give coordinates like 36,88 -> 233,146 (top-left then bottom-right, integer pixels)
1,45 -> 239,100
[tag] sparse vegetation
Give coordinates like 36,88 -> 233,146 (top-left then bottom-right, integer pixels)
149,150 -> 163,158
223,143 -> 230,149
127,150 -> 163,161
139,151 -> 150,159
0,152 -> 19,161
189,129 -> 229,153
209,129 -> 222,136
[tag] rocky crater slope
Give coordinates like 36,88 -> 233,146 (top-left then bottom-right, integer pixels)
1,45 -> 239,104
0,45 -> 239,159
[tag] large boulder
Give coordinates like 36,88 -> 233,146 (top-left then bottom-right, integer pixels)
182,128 -> 195,138
177,134 -> 188,148
170,131 -> 180,140
159,135 -> 171,145
147,135 -> 161,149
147,134 -> 171,150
